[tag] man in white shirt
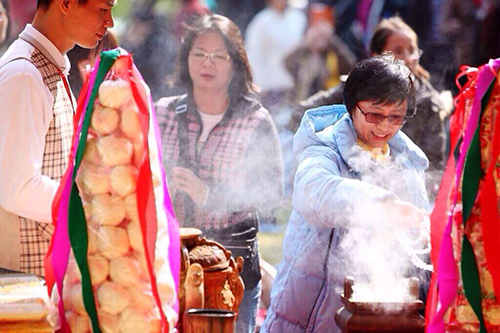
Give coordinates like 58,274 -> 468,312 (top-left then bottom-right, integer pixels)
245,0 -> 307,120
0,0 -> 115,276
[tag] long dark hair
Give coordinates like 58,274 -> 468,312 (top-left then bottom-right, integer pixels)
370,16 -> 430,80
174,14 -> 257,101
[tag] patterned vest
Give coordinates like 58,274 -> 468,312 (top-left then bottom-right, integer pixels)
19,48 -> 73,276
15,47 -> 73,276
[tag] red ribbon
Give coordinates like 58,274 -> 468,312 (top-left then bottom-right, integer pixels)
479,89 -> 500,299
124,55 -> 170,332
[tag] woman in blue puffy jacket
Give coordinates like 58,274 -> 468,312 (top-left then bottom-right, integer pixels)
262,54 -> 430,333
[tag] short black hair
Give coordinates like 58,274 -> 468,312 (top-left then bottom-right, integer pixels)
37,0 -> 88,10
343,54 -> 416,116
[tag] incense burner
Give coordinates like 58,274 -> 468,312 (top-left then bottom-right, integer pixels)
335,276 -> 425,332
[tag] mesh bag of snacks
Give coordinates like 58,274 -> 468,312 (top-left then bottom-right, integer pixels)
44,49 -> 180,333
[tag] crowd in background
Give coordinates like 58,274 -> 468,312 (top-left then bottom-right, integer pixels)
0,0 -> 499,332
1,0 -> 499,99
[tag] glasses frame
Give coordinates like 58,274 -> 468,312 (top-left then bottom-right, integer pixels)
412,49 -> 424,60
357,104 -> 414,125
389,48 -> 424,60
189,51 -> 231,63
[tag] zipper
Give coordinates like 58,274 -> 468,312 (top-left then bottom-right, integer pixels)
304,229 -> 336,331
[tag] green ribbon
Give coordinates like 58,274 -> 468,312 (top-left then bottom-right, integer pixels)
68,49 -> 120,333
461,237 -> 486,332
461,81 -> 496,333
462,82 -> 495,222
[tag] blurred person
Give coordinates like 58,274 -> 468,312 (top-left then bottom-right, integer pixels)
441,0 -> 483,67
329,0 -> 410,61
406,0 -> 439,44
120,1 -> 179,100
405,0 -> 459,95
156,14 -> 283,333
285,5 -> 356,103
0,0 -> 115,276
288,17 -> 450,198
245,0 -> 307,128
0,1 -> 7,46
477,0 -> 500,65
215,0 -> 266,35
174,0 -> 210,39
68,30 -> 118,98
370,17 -> 451,196
262,54 -> 429,333
6,0 -> 37,41
280,4 -> 356,200
327,0 -> 366,61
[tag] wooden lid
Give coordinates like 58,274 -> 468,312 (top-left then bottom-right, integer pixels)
180,228 -> 202,240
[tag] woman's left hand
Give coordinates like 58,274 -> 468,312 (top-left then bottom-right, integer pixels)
171,167 -> 209,205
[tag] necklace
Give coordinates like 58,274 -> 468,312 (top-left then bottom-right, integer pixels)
397,216 -> 433,271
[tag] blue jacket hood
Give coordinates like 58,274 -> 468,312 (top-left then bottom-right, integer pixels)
293,104 -> 429,172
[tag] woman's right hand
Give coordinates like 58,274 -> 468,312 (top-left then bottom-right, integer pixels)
171,167 -> 209,206
386,200 -> 426,230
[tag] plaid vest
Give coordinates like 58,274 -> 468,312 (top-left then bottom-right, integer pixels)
3,47 -> 74,276
19,48 -> 73,276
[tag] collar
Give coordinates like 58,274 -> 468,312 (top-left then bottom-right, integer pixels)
19,24 -> 71,75
183,93 -> 262,125
356,137 -> 391,162
269,7 -> 290,16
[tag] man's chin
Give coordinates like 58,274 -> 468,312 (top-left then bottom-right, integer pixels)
76,40 -> 100,50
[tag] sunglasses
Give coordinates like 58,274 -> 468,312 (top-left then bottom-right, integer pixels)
190,51 -> 231,63
357,104 -> 413,125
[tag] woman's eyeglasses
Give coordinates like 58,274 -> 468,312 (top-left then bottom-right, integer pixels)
190,51 -> 231,63
357,104 -> 413,125
389,49 -> 424,60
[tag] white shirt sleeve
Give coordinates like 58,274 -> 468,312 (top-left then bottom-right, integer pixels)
0,66 -> 58,223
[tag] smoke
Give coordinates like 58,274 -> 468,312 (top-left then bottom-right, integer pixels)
348,144 -> 416,203
333,145 -> 430,305
338,220 -> 414,303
